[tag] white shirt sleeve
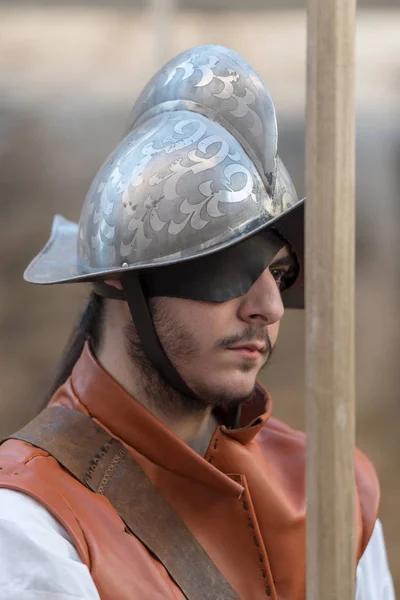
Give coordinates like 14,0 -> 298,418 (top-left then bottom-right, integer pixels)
356,519 -> 396,600
0,488 -> 395,599
0,488 -> 100,600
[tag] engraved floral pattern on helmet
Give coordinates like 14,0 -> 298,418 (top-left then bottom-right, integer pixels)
128,45 -> 278,189
78,111 -> 275,269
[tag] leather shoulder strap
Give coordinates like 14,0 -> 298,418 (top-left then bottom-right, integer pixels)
6,406 -> 239,600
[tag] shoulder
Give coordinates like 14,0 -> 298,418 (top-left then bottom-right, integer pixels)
257,417 -> 380,552
0,439 -> 90,565
0,486 -> 78,553
0,487 -> 100,599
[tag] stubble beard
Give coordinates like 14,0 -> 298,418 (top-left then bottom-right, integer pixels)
124,300 -> 273,419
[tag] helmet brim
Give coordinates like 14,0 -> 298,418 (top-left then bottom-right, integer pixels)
24,200 -> 304,309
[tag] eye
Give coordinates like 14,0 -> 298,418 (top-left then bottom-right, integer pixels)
270,267 -> 295,291
270,268 -> 286,287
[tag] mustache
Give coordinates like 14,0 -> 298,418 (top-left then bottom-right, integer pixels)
217,325 -> 272,356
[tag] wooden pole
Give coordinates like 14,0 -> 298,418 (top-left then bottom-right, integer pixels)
305,0 -> 356,598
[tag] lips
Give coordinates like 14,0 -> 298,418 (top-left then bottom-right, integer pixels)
227,342 -> 266,354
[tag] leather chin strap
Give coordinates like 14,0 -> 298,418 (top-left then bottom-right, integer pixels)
120,272 -> 200,402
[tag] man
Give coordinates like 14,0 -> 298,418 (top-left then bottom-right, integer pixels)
0,45 -> 395,599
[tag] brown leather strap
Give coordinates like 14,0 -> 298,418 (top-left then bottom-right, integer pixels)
7,406 -> 239,600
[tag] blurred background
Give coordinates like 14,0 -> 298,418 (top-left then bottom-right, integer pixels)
0,0 -> 399,592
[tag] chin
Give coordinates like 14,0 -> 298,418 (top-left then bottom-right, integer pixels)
194,372 -> 257,408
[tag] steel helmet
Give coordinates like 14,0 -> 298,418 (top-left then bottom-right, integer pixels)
25,45 -> 304,407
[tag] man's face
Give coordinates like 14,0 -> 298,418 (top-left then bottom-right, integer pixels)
142,246 -> 293,409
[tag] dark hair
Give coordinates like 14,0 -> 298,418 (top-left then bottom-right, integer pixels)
41,291 -> 104,408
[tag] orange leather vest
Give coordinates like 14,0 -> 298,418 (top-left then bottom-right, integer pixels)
0,344 -> 379,600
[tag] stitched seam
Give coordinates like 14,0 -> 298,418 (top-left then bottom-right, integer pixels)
207,436 -> 218,464
96,449 -> 126,495
84,439 -> 113,485
241,494 -> 272,597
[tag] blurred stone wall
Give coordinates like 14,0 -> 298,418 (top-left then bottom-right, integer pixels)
0,6 -> 399,591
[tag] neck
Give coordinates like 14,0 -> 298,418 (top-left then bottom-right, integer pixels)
96,322 -> 219,457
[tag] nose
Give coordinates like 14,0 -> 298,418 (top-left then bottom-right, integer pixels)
237,267 -> 285,325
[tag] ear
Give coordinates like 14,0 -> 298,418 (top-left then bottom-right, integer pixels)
104,279 -> 124,291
